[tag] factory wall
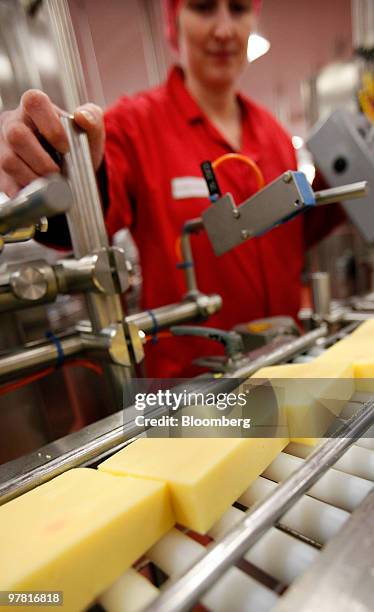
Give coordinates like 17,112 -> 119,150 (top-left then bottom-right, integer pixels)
70,0 -> 353,136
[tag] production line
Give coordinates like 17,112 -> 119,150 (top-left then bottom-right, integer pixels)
1,1 -> 374,611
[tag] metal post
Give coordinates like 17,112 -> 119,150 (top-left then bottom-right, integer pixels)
45,1 -> 131,405
311,272 -> 331,319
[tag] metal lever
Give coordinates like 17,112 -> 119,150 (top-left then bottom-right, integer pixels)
0,174 -> 72,235
170,325 -> 244,358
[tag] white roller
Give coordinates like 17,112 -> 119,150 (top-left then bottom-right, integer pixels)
202,566 -> 278,612
287,442 -> 374,480
245,526 -> 318,586
99,568 -> 159,612
333,445 -> 374,481
355,436 -> 374,451
208,506 -> 244,539
239,477 -> 349,545
148,527 -> 277,611
147,528 -> 203,577
263,452 -> 372,512
209,506 -> 318,586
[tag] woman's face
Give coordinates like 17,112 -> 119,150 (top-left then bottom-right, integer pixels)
178,0 -> 254,89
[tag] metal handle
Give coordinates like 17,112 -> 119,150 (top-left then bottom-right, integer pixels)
0,175 -> 72,234
314,181 -> 368,206
171,325 -> 244,357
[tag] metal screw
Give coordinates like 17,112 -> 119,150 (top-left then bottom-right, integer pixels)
241,229 -> 251,240
283,171 -> 292,183
232,208 -> 240,219
36,216 -> 48,233
294,199 -> 301,207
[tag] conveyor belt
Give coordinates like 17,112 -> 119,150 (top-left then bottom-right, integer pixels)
1,325 -> 374,611
87,398 -> 374,612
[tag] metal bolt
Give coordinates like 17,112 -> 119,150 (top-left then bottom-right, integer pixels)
294,199 -> 301,207
283,171 -> 293,183
36,216 -> 48,233
241,229 -> 251,240
232,208 -> 240,219
10,266 -> 48,301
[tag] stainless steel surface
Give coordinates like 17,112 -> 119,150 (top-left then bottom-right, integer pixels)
145,398 -> 374,612
180,232 -> 198,294
223,325 -> 328,379
308,109 -> 374,243
311,272 -> 331,318
61,117 -> 131,388
0,333 -> 84,380
47,0 -> 131,389
273,489 -> 374,612
352,0 -> 374,50
45,0 -> 88,113
314,181 -> 368,206
344,311 -> 374,321
0,326 -> 327,503
0,410 -> 127,505
0,175 -> 72,235
126,295 -> 222,333
55,249 -> 128,296
80,325 -> 132,366
202,172 -> 315,256
10,265 -> 49,301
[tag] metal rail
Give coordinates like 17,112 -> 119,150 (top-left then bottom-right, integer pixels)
145,397 -> 374,612
0,326 -> 327,504
224,324 -> 327,379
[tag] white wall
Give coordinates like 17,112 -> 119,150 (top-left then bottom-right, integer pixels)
71,0 -> 353,134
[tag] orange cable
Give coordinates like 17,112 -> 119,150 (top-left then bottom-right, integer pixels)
0,358 -> 103,397
212,153 -> 265,190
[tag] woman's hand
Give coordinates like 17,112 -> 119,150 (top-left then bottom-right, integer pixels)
0,89 -> 105,198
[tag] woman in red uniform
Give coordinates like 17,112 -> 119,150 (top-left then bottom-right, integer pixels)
0,0 -> 338,377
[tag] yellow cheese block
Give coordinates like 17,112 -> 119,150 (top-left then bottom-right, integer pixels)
99,437 -> 288,534
315,321 -> 374,391
251,361 -> 354,445
0,468 -> 174,612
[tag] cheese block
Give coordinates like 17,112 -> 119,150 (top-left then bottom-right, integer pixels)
99,437 -> 288,534
251,361 -> 354,445
0,468 -> 174,612
315,321 -> 374,392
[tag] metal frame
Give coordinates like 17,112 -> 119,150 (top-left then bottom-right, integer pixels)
143,399 -> 374,612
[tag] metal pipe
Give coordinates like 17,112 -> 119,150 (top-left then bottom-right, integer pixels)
145,397 -> 374,612
0,175 -> 72,234
224,325 -> 327,379
46,1 -> 131,400
0,334 -> 84,380
344,311 -> 374,321
126,295 -> 222,333
180,232 -> 199,294
0,325 -> 326,503
45,0 -> 88,113
314,181 -> 368,206
311,272 -> 331,319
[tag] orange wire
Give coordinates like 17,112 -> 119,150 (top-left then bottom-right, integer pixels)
0,358 -> 103,397
145,331 -> 173,342
212,153 -> 265,190
175,235 -> 183,263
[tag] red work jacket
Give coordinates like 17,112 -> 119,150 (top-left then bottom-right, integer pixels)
104,67 -> 319,378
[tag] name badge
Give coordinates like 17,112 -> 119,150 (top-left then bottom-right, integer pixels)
171,177 -> 209,200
